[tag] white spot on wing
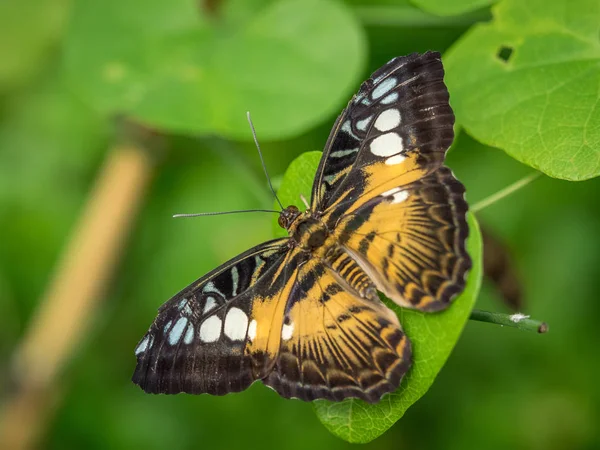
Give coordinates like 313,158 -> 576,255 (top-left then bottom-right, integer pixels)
135,335 -> 153,355
341,120 -> 358,139
184,325 -> 194,344
203,296 -> 217,314
224,307 -> 249,341
281,322 -> 294,341
178,298 -> 192,316
330,148 -> 358,158
163,320 -> 173,334
231,266 -> 239,296
200,315 -> 222,343
381,92 -> 399,104
372,77 -> 397,99
356,116 -> 372,131
247,319 -> 257,341
168,317 -> 188,345
382,187 -> 401,196
385,154 -> 406,165
370,133 -> 403,157
391,190 -> 409,204
374,109 -> 401,132
202,281 -> 221,296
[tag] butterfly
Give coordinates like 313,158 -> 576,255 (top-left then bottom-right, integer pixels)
132,51 -> 471,403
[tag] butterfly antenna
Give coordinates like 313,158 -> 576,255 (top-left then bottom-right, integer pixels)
173,209 -> 281,218
247,111 -> 284,211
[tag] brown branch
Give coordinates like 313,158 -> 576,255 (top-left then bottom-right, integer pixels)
0,140 -> 155,450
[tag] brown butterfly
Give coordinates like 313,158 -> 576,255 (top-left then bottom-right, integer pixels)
132,51 -> 471,403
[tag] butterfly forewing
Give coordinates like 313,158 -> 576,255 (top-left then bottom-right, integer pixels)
312,51 -> 455,221
133,238 -> 289,395
310,51 -> 470,312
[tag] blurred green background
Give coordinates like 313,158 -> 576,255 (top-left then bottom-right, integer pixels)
1,0 -> 599,449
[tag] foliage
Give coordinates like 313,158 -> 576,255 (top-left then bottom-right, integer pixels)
65,0 -> 365,139
445,0 -> 600,180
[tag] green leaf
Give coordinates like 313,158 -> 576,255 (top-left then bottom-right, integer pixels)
410,0 -> 495,17
273,151 -> 483,443
64,0 -> 365,140
444,0 -> 600,181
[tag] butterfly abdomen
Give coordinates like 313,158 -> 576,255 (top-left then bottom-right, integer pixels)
323,244 -> 377,301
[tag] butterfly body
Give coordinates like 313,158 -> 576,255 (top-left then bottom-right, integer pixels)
133,51 -> 471,403
285,207 -> 328,251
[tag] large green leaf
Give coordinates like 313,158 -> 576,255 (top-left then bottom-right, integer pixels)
273,151 -> 483,443
444,0 -> 600,181
64,0 -> 365,140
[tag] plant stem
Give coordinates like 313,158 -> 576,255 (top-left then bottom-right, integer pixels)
471,172 -> 541,213
470,309 -> 549,333
0,128 -> 156,450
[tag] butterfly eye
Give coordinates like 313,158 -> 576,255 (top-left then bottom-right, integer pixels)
278,205 -> 300,229
278,215 -> 286,228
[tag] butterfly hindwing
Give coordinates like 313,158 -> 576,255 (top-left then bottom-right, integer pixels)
312,51 -> 455,219
132,238 -> 290,395
335,167 -> 470,311
264,258 -> 410,403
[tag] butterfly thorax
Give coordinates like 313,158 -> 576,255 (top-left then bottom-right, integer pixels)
279,206 -> 377,301
282,207 -> 329,251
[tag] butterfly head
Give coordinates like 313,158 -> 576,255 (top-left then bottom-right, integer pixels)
277,205 -> 302,230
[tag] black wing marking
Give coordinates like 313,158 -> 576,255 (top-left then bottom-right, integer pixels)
311,51 -> 455,213
132,238 -> 289,395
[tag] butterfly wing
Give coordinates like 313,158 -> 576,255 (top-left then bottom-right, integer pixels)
335,167 -> 470,311
263,257 -> 410,403
132,238 -> 292,395
311,51 -> 455,224
311,51 -> 470,311
261,52 -> 465,401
